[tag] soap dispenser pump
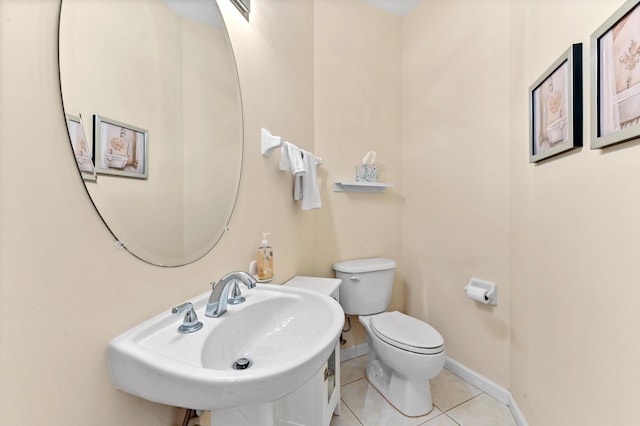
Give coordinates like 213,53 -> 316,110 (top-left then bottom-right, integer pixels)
257,233 -> 274,280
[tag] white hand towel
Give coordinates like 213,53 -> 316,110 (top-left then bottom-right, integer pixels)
279,142 -> 305,175
279,142 -> 306,201
300,150 -> 322,211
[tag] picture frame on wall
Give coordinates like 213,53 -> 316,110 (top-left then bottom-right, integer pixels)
65,114 -> 96,181
591,0 -> 640,149
529,43 -> 583,163
93,115 -> 148,179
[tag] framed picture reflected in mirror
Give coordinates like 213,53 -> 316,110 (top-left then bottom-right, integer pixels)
65,114 -> 96,181
93,115 -> 148,179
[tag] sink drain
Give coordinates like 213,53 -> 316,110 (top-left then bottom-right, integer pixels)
232,357 -> 252,370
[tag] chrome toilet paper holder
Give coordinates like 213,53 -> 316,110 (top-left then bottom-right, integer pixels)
464,277 -> 497,305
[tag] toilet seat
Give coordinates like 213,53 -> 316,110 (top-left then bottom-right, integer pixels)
370,311 -> 444,355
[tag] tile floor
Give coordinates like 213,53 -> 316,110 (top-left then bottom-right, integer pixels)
331,355 -> 517,426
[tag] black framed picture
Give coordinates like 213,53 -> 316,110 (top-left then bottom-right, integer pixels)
529,44 -> 583,163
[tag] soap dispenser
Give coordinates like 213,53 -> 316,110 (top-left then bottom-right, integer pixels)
257,233 -> 274,280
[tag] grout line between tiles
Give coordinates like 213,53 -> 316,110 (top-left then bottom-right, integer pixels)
416,412 -> 461,426
445,413 -> 463,426
341,374 -> 366,386
439,392 -> 485,414
338,397 -> 364,426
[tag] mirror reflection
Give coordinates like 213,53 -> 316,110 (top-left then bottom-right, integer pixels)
59,0 -> 243,266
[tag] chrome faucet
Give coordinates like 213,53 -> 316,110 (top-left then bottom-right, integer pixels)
205,271 -> 257,318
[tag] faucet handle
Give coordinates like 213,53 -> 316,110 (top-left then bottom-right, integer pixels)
227,280 -> 246,305
171,302 -> 203,334
172,302 -> 195,319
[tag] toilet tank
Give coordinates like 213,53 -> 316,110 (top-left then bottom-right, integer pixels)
332,258 -> 397,315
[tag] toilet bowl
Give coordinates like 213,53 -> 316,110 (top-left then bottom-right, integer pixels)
360,312 -> 445,416
333,258 -> 445,417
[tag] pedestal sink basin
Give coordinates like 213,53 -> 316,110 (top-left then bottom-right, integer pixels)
107,284 -> 344,411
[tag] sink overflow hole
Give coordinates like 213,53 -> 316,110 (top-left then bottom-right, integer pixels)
233,358 -> 251,370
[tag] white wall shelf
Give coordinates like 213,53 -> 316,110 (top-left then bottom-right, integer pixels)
333,181 -> 394,193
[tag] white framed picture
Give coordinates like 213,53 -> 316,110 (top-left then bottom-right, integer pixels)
65,113 -> 96,181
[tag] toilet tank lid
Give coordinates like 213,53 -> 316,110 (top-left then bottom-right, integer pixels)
333,258 -> 397,273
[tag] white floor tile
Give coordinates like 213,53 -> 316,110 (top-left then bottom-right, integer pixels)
341,378 -> 441,426
446,393 -> 517,426
418,414 -> 460,426
340,355 -> 368,385
431,369 -> 482,412
330,401 -> 363,426
338,357 -> 517,426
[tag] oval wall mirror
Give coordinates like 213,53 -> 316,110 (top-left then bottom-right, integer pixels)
59,0 -> 243,267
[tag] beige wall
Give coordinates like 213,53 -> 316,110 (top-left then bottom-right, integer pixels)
401,0 -> 640,423
509,0 -> 640,424
5,0 -> 640,425
402,0 -> 511,387
314,0 -> 404,350
0,0 -> 315,424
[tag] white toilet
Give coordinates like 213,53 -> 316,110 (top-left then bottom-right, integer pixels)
333,258 -> 445,417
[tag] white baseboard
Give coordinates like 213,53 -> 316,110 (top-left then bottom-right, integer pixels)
340,342 -> 369,362
444,357 -> 509,404
444,357 -> 528,426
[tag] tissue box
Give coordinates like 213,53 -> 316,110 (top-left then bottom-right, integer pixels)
356,164 -> 378,182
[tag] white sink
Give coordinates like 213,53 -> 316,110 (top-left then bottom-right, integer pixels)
108,284 -> 344,411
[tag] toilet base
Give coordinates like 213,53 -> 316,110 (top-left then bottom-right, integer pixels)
366,358 -> 434,417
